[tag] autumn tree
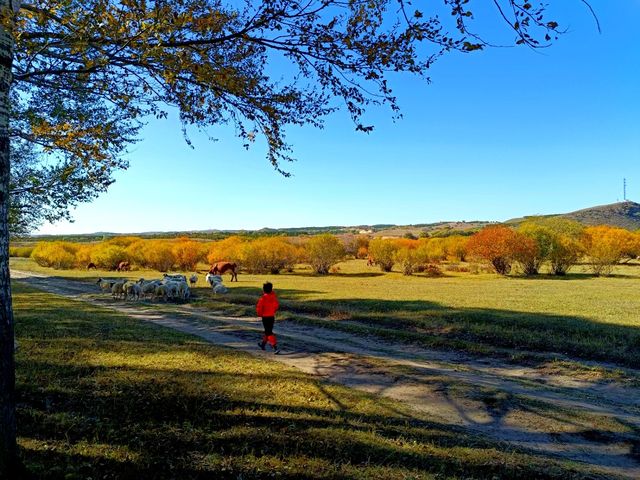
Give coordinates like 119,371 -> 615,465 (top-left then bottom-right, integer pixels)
242,237 -> 299,274
305,234 -> 345,274
207,236 -> 245,266
172,239 -> 205,271
368,238 -> 398,272
0,0 -> 595,474
467,226 -> 522,275
30,241 -> 76,269
582,226 -> 630,276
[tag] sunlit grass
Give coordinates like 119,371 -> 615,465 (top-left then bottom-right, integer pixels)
11,256 -> 640,366
12,283 -> 607,479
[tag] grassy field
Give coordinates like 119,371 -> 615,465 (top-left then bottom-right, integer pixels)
11,257 -> 640,368
12,283 -> 611,479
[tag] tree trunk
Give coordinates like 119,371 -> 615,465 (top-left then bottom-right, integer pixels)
0,1 -> 20,476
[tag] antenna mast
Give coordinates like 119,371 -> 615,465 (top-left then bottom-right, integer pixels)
623,178 -> 627,201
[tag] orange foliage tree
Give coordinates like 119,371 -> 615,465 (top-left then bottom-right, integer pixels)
207,236 -> 245,266
241,237 -> 300,274
142,241 -> 176,272
172,239 -> 205,271
582,226 -> 632,276
467,226 -> 522,275
31,242 -> 77,269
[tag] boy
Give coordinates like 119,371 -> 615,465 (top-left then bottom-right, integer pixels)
256,282 -> 280,354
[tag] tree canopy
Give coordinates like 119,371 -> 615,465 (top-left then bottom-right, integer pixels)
5,0 -> 584,233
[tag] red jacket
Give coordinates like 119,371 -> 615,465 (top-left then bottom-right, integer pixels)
256,292 -> 279,317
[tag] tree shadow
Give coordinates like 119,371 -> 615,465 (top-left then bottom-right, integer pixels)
16,357 -> 635,480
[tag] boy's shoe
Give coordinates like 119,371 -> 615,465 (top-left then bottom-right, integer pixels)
273,346 -> 281,354
258,342 -> 266,351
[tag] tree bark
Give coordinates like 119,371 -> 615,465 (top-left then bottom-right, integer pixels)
0,1 -> 20,476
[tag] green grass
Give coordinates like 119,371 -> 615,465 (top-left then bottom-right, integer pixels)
11,256 -> 640,367
12,283 -> 610,479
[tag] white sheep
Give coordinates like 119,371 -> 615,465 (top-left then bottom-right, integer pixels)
212,283 -> 228,294
154,284 -> 168,301
124,282 -> 142,301
162,273 -> 187,283
138,279 -> 161,299
111,280 -> 127,300
205,273 -> 222,286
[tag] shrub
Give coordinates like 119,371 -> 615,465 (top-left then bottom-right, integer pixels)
582,226 -> 629,276
9,245 -> 34,258
511,235 -> 540,276
305,234 -> 345,274
75,244 -> 95,267
125,240 -> 148,267
343,235 -> 369,257
467,226 -> 521,275
90,244 -> 128,270
548,234 -> 582,275
242,237 -> 299,274
105,236 -> 143,247
31,242 -> 76,269
172,240 -> 205,271
368,238 -> 397,272
142,241 -> 176,271
207,236 -> 245,265
424,264 -> 443,277
394,247 -> 415,275
443,236 -> 469,262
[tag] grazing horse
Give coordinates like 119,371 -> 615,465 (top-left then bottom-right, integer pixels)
86,262 -> 97,270
209,262 -> 238,282
116,261 -> 131,272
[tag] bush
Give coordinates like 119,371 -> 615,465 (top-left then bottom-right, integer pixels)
173,240 -> 205,271
368,238 -> 397,272
423,264 -> 443,277
31,242 -> 76,269
142,241 -> 176,271
9,245 -> 34,258
467,226 -> 520,275
582,226 -> 630,276
394,245 -> 420,275
242,237 -> 300,274
207,236 -> 245,265
305,234 -> 345,274
90,244 -> 128,270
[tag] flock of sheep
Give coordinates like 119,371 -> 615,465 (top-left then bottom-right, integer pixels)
95,272 -> 228,302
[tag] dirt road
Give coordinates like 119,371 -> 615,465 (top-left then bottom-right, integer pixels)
12,270 -> 640,478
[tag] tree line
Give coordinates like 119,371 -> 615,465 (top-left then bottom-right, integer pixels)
16,220 -> 639,278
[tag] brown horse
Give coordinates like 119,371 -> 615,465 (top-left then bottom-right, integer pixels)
209,262 -> 238,282
116,261 -> 131,272
86,262 -> 97,270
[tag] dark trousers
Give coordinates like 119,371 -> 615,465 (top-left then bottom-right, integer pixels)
261,316 -> 276,346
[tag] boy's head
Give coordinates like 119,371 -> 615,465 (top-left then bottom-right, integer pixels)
263,282 -> 273,293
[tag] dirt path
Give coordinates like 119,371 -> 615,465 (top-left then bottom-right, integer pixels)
12,270 -> 640,478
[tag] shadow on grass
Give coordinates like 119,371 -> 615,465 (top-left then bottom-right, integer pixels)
16,356 -> 633,480
284,297 -> 640,368
12,284 -> 639,479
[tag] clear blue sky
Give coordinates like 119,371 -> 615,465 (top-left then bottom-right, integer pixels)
36,1 -> 639,235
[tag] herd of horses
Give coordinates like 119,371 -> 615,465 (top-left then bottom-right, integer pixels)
86,260 -> 238,281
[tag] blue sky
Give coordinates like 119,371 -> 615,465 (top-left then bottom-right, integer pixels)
36,1 -> 639,235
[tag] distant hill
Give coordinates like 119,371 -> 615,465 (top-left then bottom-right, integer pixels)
560,201 -> 640,230
507,201 -> 640,231
25,201 -> 640,241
